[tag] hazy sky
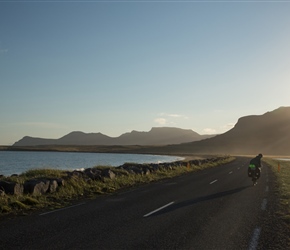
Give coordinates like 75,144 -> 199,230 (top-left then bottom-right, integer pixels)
1,0 -> 290,145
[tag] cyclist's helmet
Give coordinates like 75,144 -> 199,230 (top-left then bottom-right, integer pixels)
258,153 -> 263,158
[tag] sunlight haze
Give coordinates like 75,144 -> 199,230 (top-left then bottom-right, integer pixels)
1,1 -> 290,145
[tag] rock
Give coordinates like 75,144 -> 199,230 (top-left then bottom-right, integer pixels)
68,170 -> 85,179
189,160 -> 201,166
126,166 -> 143,175
56,178 -> 65,187
48,179 -> 58,193
84,168 -> 102,181
101,169 -> 116,179
142,166 -> 151,175
24,179 -> 50,195
0,181 -> 24,195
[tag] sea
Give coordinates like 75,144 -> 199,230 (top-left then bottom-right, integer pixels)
0,151 -> 184,176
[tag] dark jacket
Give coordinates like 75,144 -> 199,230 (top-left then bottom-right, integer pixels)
250,156 -> 262,168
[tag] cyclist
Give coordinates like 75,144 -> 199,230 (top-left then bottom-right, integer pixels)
248,153 -> 263,186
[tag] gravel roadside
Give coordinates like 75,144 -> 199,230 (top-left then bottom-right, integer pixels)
258,164 -> 290,249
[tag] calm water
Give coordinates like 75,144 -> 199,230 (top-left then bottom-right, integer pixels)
0,151 -> 184,176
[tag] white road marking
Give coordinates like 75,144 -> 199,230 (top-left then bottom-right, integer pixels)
249,227 -> 261,250
261,198 -> 267,211
229,171 -> 233,174
40,202 -> 86,216
210,180 -> 218,185
143,202 -> 174,218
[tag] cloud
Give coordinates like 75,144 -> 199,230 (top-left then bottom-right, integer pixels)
168,114 -> 189,119
203,122 -> 235,135
154,118 -> 167,125
224,122 -> 235,129
154,112 -> 189,127
203,128 -> 217,134
157,113 -> 189,119
222,123 -> 235,130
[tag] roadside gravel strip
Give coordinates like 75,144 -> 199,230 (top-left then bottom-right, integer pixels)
255,163 -> 290,249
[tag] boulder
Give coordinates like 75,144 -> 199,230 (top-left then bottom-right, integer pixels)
189,160 -> 201,166
0,181 -> 24,195
24,179 -> 50,195
141,166 -> 151,175
56,178 -> 65,187
125,166 -> 143,175
48,179 -> 58,193
101,169 -> 116,179
84,168 -> 102,181
150,164 -> 160,172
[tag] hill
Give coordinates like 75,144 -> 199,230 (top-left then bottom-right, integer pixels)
151,106 -> 290,156
13,127 -> 215,146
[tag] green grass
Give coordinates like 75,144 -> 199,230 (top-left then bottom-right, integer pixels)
0,156 -> 235,216
263,158 -> 290,225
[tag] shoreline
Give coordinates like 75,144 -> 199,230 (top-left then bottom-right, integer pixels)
0,150 -> 193,177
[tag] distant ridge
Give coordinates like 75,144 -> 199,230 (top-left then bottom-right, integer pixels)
12,107 -> 290,156
156,106 -> 290,155
13,127 -> 215,146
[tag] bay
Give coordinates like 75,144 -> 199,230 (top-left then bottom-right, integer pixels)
0,151 -> 184,176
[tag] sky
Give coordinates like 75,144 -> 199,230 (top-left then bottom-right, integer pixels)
1,0 -> 290,145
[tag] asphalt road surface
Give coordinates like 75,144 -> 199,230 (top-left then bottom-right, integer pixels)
0,157 -> 283,249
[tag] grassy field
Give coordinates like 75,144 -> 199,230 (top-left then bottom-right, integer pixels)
0,156 -> 234,217
264,158 -> 290,225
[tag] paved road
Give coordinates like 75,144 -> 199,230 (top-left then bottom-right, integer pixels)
0,157 -> 280,249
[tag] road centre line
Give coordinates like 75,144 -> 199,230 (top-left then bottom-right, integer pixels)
210,180 -> 218,185
229,171 -> 233,174
261,198 -> 267,211
249,227 -> 261,250
40,202 -> 86,216
143,202 -> 174,218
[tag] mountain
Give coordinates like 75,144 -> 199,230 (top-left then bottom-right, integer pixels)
158,106 -> 290,155
115,127 -> 211,145
12,107 -> 290,156
13,127 -> 214,146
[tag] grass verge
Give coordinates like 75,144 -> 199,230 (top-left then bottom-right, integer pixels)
263,158 -> 290,225
0,156 -> 235,217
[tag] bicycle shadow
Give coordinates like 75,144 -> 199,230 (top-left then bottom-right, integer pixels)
146,185 -> 251,217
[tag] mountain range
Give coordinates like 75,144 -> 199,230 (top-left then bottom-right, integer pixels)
13,127 -> 215,146
12,106 -> 290,156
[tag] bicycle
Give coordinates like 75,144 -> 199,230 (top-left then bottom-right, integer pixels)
248,167 -> 261,186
